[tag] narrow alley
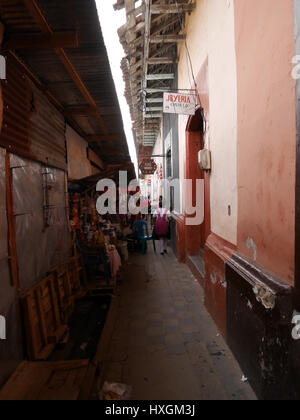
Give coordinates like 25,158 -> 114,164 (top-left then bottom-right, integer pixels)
99,248 -> 256,400
1,0 -> 300,403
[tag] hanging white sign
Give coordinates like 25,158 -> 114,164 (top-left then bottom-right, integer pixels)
163,92 -> 196,116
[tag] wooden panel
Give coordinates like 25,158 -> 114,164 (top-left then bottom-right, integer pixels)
20,254 -> 87,361
20,274 -> 68,361
0,360 -> 92,401
51,264 -> 74,324
50,254 -> 87,323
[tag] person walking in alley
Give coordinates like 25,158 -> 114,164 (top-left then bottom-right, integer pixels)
154,196 -> 171,255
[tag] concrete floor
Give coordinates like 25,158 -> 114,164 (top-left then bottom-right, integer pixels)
102,246 -> 257,400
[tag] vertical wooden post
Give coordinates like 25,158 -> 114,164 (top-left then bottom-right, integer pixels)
5,153 -> 20,290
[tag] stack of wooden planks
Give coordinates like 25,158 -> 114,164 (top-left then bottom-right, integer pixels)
20,254 -> 87,361
0,360 -> 95,400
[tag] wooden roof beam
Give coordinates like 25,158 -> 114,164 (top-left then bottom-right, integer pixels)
4,31 -> 79,50
148,57 -> 178,65
150,42 -> 177,59
146,73 -> 175,80
9,51 -> 109,169
144,114 -> 163,119
146,98 -> 163,103
114,0 -> 140,11
151,4 -> 196,14
146,107 -> 163,112
151,16 -> 179,37
23,0 -> 110,137
150,34 -> 186,43
126,4 -> 145,19
145,88 -> 169,93
65,106 -> 118,116
86,135 -> 123,143
8,51 -> 85,138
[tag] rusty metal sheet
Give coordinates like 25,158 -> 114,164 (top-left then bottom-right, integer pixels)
0,0 -> 131,167
0,56 -> 67,171
10,154 -> 71,290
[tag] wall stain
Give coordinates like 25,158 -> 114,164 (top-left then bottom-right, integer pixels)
246,237 -> 257,261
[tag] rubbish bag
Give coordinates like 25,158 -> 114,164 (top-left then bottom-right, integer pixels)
99,381 -> 132,400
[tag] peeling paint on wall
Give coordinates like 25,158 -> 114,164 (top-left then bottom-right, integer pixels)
210,273 -> 217,285
210,271 -> 227,289
221,279 -> 227,289
247,237 -> 257,261
253,285 -> 276,310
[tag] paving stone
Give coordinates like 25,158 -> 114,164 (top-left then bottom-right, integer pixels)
148,335 -> 165,346
163,312 -> 178,320
166,344 -> 186,356
105,362 -> 123,383
185,342 -> 207,366
130,320 -> 147,330
164,333 -> 182,346
101,249 -> 257,401
160,307 -> 176,316
129,308 -> 148,318
111,344 -> 128,362
147,320 -> 163,329
182,324 -> 201,334
147,326 -> 165,337
177,311 -> 192,320
129,334 -> 147,347
182,332 -> 202,344
163,319 -> 179,328
147,313 -> 163,322
148,344 -> 166,354
164,326 -> 178,335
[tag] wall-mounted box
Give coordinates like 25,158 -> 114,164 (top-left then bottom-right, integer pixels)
198,149 -> 211,171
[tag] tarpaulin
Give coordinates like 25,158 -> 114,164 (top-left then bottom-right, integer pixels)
10,154 -> 71,290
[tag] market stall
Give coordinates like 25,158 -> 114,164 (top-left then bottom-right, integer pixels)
68,166 -> 135,292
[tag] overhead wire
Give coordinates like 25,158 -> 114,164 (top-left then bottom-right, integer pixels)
174,0 -> 207,132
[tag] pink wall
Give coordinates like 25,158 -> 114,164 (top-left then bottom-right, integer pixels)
235,0 -> 296,284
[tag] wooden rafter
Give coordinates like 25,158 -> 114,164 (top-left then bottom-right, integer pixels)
148,57 -> 178,65
86,135 -> 123,143
118,0 -> 196,151
146,74 -> 175,80
150,4 -> 196,14
9,50 -> 89,142
150,34 -> 186,43
4,31 -> 79,50
65,106 -> 118,117
22,0 -> 110,137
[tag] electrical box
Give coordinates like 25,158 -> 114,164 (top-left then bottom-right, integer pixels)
198,149 -> 211,171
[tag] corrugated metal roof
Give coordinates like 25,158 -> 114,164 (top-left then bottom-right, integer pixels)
1,56 -> 67,170
0,0 -> 131,166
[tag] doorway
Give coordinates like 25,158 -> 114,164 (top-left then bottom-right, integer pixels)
185,108 -> 210,257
